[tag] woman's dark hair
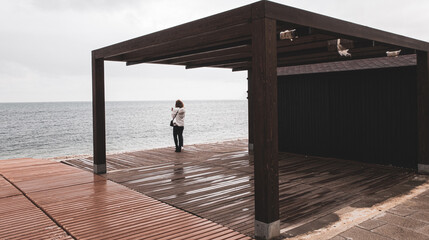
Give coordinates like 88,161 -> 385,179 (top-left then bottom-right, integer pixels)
175,100 -> 184,108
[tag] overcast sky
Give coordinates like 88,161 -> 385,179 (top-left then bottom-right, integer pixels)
1,0 -> 429,103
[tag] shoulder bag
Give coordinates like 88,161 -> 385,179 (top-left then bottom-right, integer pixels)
170,109 -> 180,127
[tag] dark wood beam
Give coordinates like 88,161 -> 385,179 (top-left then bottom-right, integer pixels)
277,45 -> 407,67
184,54 -> 251,69
278,39 -> 342,58
91,53 -> 106,174
186,59 -> 250,69
265,1 -> 429,51
120,23 -> 251,64
232,66 -> 250,72
125,41 -> 250,66
251,15 -> 280,239
93,4 -> 253,59
151,44 -> 251,65
417,51 -> 429,173
277,33 -> 336,48
221,62 -> 251,69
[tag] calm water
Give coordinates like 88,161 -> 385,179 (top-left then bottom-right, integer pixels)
0,101 -> 248,159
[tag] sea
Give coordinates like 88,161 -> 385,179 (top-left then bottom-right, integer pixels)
0,101 -> 248,160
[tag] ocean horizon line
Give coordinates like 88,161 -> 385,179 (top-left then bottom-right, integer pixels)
0,99 -> 247,104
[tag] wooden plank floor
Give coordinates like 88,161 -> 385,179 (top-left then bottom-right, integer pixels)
65,139 -> 417,237
0,158 -> 251,240
0,160 -> 72,240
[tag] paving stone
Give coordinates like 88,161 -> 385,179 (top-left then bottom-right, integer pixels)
372,224 -> 429,240
421,189 -> 429,197
339,227 -> 391,240
329,236 -> 346,240
376,212 -> 427,230
409,211 -> 429,223
387,205 -> 417,217
409,195 -> 429,204
416,225 -> 429,236
282,213 -> 340,237
358,219 -> 387,230
403,200 -> 429,210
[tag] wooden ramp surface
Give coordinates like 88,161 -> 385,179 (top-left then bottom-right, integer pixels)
65,140 -> 417,237
0,158 -> 251,240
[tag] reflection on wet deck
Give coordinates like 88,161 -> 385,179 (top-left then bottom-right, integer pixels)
0,158 -> 251,240
66,139 -> 417,237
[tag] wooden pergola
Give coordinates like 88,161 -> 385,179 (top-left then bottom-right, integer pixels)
92,1 -> 429,238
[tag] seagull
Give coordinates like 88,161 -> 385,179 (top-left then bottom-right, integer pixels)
337,39 -> 351,57
386,50 -> 401,57
280,29 -> 297,41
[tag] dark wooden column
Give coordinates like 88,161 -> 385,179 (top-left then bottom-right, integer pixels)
92,52 -> 106,174
247,70 -> 254,154
251,16 -> 280,239
417,51 -> 429,174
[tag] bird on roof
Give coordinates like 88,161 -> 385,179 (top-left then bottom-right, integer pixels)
337,39 -> 351,57
280,29 -> 297,41
386,50 -> 401,57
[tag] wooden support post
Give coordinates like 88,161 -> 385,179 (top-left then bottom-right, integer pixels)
417,51 -> 429,174
248,70 -> 254,154
251,16 -> 280,239
92,53 -> 106,174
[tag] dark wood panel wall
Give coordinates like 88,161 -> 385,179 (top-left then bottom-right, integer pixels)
278,66 -> 418,169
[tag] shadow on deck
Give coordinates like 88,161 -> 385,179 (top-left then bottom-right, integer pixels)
64,139 -> 423,237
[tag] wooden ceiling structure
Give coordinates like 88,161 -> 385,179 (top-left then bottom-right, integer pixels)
92,1 -> 429,239
93,1 -> 428,71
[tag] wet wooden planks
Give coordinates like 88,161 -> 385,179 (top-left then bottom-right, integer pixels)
0,158 -> 251,240
0,172 -> 72,240
65,139 -> 416,237
0,195 -> 73,240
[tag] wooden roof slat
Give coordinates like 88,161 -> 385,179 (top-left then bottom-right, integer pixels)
119,23 -> 251,64
265,1 -> 429,51
93,4 -> 253,59
149,45 -> 251,65
178,52 -> 250,68
186,60 -> 251,70
126,42 -> 251,66
278,40 -> 330,55
232,66 -> 250,72
277,46 -> 398,67
278,54 -> 417,76
277,33 -> 337,48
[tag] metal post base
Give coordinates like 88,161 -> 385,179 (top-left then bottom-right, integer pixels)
255,220 -> 280,239
93,163 -> 106,174
418,164 -> 429,175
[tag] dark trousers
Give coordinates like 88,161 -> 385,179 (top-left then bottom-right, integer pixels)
173,126 -> 184,149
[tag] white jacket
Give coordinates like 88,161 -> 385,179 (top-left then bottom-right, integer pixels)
171,108 -> 185,127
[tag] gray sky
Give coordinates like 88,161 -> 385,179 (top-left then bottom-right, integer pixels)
1,0 -> 429,102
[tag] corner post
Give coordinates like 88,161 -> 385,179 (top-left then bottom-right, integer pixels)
248,70 -> 254,154
92,52 -> 106,174
417,51 -> 429,174
251,6 -> 280,239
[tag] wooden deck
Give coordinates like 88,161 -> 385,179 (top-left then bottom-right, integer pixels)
0,158 -> 251,239
65,139 -> 417,237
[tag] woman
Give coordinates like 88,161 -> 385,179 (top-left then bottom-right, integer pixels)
171,100 -> 185,152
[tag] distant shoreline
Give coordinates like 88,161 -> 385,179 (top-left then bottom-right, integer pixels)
48,138 -> 248,162
0,138 -> 248,162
